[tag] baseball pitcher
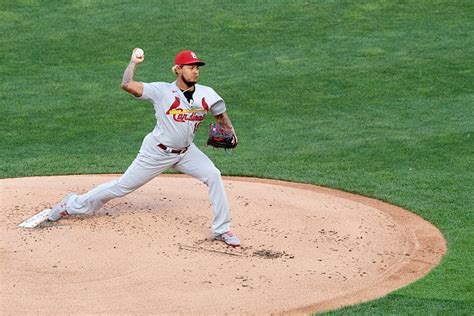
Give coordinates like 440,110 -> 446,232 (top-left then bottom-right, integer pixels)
48,48 -> 240,246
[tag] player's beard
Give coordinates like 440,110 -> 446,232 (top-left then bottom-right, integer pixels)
183,77 -> 195,88
182,74 -> 198,89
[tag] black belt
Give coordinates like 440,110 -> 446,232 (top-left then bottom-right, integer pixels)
158,143 -> 189,154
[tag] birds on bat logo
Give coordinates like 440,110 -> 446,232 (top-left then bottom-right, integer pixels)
166,97 -> 209,122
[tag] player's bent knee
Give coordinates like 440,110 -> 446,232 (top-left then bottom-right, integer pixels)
210,166 -> 222,177
205,167 -> 222,183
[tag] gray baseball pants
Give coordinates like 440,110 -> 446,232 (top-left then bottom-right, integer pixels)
64,133 -> 231,235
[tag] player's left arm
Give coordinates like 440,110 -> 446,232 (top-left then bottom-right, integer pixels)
214,112 -> 238,146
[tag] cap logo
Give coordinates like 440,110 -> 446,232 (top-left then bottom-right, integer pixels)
190,51 -> 198,59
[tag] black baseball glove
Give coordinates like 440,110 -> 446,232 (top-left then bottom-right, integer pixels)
207,123 -> 237,150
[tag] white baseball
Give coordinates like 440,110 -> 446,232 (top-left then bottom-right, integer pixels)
135,48 -> 144,58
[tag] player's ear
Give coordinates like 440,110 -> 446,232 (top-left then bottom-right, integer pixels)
172,65 -> 181,75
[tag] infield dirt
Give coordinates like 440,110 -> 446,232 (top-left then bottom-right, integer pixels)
1,174 -> 446,314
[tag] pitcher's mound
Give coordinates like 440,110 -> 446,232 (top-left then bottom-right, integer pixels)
1,174 -> 445,314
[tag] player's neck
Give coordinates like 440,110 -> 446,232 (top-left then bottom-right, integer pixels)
176,78 -> 195,92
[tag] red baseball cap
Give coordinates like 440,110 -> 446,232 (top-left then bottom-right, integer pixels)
174,50 -> 206,66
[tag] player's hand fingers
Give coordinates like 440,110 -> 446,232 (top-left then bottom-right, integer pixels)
232,134 -> 238,147
230,126 -> 238,147
131,48 -> 145,64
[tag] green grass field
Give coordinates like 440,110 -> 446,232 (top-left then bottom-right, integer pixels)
1,0 -> 473,314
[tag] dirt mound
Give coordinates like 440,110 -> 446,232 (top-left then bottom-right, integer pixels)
0,175 -> 446,314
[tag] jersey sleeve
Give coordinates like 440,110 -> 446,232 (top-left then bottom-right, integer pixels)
208,88 -> 227,116
210,100 -> 226,116
136,82 -> 164,102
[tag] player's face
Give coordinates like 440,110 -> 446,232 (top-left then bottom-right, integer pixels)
180,64 -> 200,85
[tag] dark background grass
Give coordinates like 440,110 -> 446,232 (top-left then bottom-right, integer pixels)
1,0 -> 473,314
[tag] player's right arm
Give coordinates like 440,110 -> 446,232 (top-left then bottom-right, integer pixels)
121,48 -> 145,97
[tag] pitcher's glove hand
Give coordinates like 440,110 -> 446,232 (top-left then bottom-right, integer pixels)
207,123 -> 237,149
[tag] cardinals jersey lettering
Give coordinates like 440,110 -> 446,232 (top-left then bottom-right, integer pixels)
138,81 -> 226,149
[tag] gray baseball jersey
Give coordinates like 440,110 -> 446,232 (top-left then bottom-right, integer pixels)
138,81 -> 226,149
61,79 -> 234,236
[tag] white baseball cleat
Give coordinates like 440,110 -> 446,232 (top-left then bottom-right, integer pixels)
18,208 -> 52,228
214,231 -> 240,247
48,193 -> 73,222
